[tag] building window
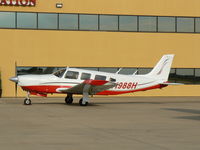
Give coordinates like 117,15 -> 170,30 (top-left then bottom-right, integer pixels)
0,12 -> 15,28
79,67 -> 99,71
195,18 -> 200,33
99,68 -> 119,73
177,17 -> 194,33
99,15 -> 118,31
16,67 -> 200,85
139,16 -> 157,32
119,16 -> 137,31
38,13 -> 58,29
17,12 -> 37,29
59,14 -> 78,30
138,68 -> 152,74
79,14 -> 98,30
1,11 -> 200,34
158,17 -> 176,32
118,68 -> 138,75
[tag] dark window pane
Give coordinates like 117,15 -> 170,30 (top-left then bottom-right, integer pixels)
95,75 -> 106,80
110,78 -> 116,82
119,16 -> 137,31
138,68 -> 152,74
118,68 -> 138,75
176,69 -> 194,76
38,13 -> 58,29
139,16 -> 157,32
168,68 -> 176,82
194,69 -> 200,84
177,17 -> 194,32
17,12 -> 37,29
99,68 -> 118,73
195,18 -> 200,33
17,67 -> 47,75
79,14 -> 98,30
65,71 -> 79,79
81,73 -> 91,80
195,69 -> 200,77
158,17 -> 175,32
100,15 -> 118,31
79,67 -> 99,71
176,69 -> 194,84
0,12 -> 15,28
59,14 -> 78,30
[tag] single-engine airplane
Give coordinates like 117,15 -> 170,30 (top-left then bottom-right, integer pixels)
10,54 -> 176,106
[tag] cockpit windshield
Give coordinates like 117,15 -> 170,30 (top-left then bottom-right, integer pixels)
53,69 -> 66,78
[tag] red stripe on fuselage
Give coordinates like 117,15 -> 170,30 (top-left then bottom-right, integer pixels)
96,84 -> 168,95
22,85 -> 72,93
84,80 -> 108,86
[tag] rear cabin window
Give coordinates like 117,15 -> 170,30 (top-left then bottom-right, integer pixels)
65,71 -> 79,79
95,75 -> 106,80
81,73 -> 91,80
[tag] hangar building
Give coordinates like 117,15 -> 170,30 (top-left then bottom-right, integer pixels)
0,0 -> 200,97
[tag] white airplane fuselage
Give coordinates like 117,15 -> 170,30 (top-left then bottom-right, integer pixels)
17,69 -> 166,96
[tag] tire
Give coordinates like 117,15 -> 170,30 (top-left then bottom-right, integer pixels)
65,96 -> 73,104
79,98 -> 88,106
24,98 -> 31,105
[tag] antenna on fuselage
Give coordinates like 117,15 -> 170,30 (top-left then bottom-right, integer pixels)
115,68 -> 122,74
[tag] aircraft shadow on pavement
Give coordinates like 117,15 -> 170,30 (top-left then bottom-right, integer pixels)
32,99 -> 200,106
164,108 -> 200,121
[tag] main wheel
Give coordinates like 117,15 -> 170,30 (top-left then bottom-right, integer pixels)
79,98 -> 88,106
24,98 -> 31,105
65,96 -> 73,104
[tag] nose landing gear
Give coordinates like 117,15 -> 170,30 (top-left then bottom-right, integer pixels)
24,92 -> 31,105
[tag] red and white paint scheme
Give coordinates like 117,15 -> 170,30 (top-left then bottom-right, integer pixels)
10,54 -> 176,106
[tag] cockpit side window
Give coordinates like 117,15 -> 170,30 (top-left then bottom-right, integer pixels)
95,75 -> 106,80
53,69 -> 66,78
65,71 -> 79,79
81,73 -> 91,80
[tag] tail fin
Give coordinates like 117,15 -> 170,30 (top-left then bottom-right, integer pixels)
147,54 -> 174,82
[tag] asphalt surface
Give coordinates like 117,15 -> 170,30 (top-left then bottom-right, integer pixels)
1,96 -> 200,150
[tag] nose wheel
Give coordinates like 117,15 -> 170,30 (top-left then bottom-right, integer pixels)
24,91 -> 32,105
24,98 -> 32,105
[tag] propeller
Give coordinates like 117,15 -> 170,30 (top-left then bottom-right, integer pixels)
15,62 -> 17,97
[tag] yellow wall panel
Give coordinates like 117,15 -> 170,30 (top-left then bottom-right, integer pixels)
0,29 -> 200,97
0,0 -> 200,17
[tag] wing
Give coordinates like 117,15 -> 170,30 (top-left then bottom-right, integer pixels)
56,80 -> 117,95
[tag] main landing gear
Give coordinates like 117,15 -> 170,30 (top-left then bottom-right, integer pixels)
79,98 -> 88,106
24,92 -> 32,105
65,94 -> 89,106
65,94 -> 73,104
